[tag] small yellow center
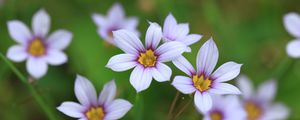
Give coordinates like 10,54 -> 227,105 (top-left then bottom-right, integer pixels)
86,107 -> 105,120
245,102 -> 262,120
138,49 -> 157,67
108,31 -> 113,37
210,111 -> 223,120
192,75 -> 212,92
28,39 -> 46,57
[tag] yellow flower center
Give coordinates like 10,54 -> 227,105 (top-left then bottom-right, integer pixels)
245,102 -> 262,120
27,38 -> 46,57
138,49 -> 157,67
192,75 -> 212,92
210,111 -> 223,120
86,107 -> 105,120
108,31 -> 113,37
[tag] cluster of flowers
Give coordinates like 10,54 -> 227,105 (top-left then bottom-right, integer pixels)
6,3 -> 294,120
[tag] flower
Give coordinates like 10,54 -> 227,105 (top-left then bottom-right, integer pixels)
57,75 -> 132,120
106,23 -> 187,92
283,12 -> 300,58
237,75 -> 290,120
6,9 -> 72,79
92,3 -> 139,46
171,38 -> 242,113
202,95 -> 246,120
162,13 -> 202,52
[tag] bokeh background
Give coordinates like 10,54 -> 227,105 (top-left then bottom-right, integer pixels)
0,0 -> 300,119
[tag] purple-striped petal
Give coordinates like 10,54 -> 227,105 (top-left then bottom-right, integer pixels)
57,101 -> 85,118
179,34 -> 202,46
212,62 -> 242,83
156,41 -> 186,62
194,91 -> 212,113
209,83 -> 241,95
151,62 -> 171,82
175,23 -> 189,39
74,75 -> 98,106
113,30 -> 144,54
172,56 -> 195,76
196,38 -> 219,76
172,76 -> 196,94
99,80 -> 116,106
104,99 -> 133,120
145,22 -> 162,49
130,65 -> 152,92
163,13 -> 177,40
106,54 -> 137,72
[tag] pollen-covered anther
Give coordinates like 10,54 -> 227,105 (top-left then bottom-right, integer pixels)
192,75 -> 212,92
245,102 -> 262,120
138,49 -> 157,67
86,107 -> 105,120
27,38 -> 46,57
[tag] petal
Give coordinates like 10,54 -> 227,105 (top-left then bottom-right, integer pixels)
156,41 -> 186,62
105,99 -> 133,120
262,103 -> 290,120
47,29 -> 73,50
151,63 -> 171,82
57,101 -> 85,118
99,80 -> 116,106
92,13 -> 106,27
179,34 -> 202,46
286,40 -> 300,58
283,12 -> 300,37
108,3 -> 125,22
236,75 -> 253,99
257,80 -> 277,102
212,62 -> 242,82
7,20 -> 32,44
145,22 -> 162,49
196,38 -> 219,76
194,91 -> 212,113
172,76 -> 196,94
124,17 -> 139,30
74,75 -> 98,106
32,9 -> 50,37
6,45 -> 28,62
163,13 -> 177,39
172,56 -> 195,76
175,23 -> 189,38
129,65 -> 152,92
106,54 -> 137,72
209,83 -> 241,95
113,30 -> 144,54
45,49 -> 67,65
26,57 -> 48,79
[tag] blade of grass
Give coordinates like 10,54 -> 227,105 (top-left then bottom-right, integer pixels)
0,52 -> 57,120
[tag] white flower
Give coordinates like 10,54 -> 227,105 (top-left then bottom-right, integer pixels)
6,9 -> 72,79
92,3 -> 139,46
237,75 -> 290,120
171,38 -> 242,113
57,75 -> 132,120
162,13 -> 202,52
106,23 -> 187,92
202,95 -> 246,120
283,12 -> 300,58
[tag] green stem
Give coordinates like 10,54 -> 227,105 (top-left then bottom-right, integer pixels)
134,93 -> 143,120
270,57 -> 295,80
0,53 -> 57,120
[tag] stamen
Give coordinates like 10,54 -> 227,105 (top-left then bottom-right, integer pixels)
138,49 -> 157,67
210,111 -> 223,120
192,75 -> 212,92
86,107 -> 105,120
27,38 -> 46,57
245,102 -> 262,120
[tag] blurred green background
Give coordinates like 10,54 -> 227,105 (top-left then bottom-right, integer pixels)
1,0 -> 300,119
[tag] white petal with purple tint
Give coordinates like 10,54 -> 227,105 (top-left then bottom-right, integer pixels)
209,83 -> 241,95
47,29 -> 73,50
145,22 -> 162,49
286,40 -> 300,58
105,99 -> 133,120
284,12 -> 300,38
45,49 -> 67,65
194,91 -> 212,113
113,30 -> 144,54
257,80 -> 276,102
6,45 -> 28,62
163,13 -> 177,40
151,62 -> 171,82
236,75 -> 253,99
106,54 -> 137,72
130,65 -> 152,92
32,9 -> 50,37
57,102 -> 84,118
7,20 -> 32,44
26,57 -> 48,79
74,75 -> 98,106
99,80 -> 116,106
108,3 -> 125,23
92,13 -> 106,27
156,41 -> 186,62
212,62 -> 242,82
172,56 -> 195,76
172,76 -> 196,94
196,38 -> 219,76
